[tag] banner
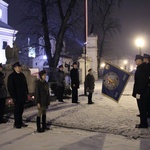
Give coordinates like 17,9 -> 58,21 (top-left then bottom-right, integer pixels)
102,62 -> 130,102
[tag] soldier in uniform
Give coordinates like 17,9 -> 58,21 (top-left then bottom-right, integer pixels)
143,54 -> 150,118
132,55 -> 149,128
56,65 -> 65,102
7,62 -> 28,128
85,69 -> 95,104
70,62 -> 80,103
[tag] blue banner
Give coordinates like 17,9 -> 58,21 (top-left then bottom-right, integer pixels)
102,62 -> 130,102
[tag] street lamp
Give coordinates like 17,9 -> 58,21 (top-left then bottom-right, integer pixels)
135,38 -> 145,55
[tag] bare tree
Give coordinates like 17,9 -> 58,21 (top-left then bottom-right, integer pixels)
14,0 -> 85,82
16,0 -> 82,69
53,0 -> 77,67
40,0 -> 53,68
89,0 -> 122,73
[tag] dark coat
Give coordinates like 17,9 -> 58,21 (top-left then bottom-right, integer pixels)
132,63 -> 149,98
7,71 -> 28,102
85,74 -> 95,93
35,80 -> 50,107
148,63 -> 150,85
0,72 -> 7,98
70,68 -> 79,88
56,70 -> 65,87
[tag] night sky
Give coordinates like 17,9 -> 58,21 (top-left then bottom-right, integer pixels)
113,0 -> 150,58
4,0 -> 150,58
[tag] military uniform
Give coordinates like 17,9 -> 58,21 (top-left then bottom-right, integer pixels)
70,62 -> 79,103
85,69 -> 95,104
132,55 -> 149,128
56,65 -> 65,102
7,62 -> 28,128
143,54 -> 150,117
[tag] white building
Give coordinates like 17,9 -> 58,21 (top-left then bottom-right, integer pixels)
0,0 -> 17,64
31,35 -> 73,71
78,34 -> 98,83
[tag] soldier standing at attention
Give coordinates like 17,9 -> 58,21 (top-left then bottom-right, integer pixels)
143,54 -> 150,118
85,68 -> 95,104
7,62 -> 28,129
132,55 -> 149,128
70,62 -> 80,103
56,65 -> 65,102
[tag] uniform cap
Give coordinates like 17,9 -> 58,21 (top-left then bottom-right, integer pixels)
135,55 -> 143,61
143,54 -> 150,59
73,62 -> 77,65
12,62 -> 21,67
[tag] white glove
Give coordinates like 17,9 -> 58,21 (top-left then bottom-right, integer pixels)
136,94 -> 140,99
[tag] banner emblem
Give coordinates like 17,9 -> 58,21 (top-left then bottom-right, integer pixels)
102,62 -> 130,102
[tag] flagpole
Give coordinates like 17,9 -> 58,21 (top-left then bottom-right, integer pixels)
84,0 -> 88,95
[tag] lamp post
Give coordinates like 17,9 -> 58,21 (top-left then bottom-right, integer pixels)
135,38 -> 145,55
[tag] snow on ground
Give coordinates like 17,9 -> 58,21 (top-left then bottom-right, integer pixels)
6,77 -> 150,139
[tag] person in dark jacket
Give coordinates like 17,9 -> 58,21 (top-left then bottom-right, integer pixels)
85,69 -> 95,104
0,63 -> 8,123
132,55 -> 149,128
56,65 -> 65,102
7,62 -> 28,128
35,70 -> 50,133
143,54 -> 150,117
70,62 -> 80,103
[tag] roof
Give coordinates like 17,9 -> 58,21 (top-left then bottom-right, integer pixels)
0,20 -> 14,30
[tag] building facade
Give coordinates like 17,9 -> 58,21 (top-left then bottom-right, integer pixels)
0,0 -> 17,64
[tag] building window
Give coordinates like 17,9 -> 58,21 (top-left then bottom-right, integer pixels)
3,41 -> 7,49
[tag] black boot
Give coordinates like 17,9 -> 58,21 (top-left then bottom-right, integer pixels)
36,116 -> 43,133
42,115 -> 50,132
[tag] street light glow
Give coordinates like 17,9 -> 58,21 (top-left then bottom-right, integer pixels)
123,60 -> 128,65
134,37 -> 145,55
101,62 -> 105,68
135,38 -> 145,48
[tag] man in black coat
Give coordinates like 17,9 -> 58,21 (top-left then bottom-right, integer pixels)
56,65 -> 65,102
70,62 -> 79,103
85,69 -> 95,104
7,62 -> 28,128
0,63 -> 8,123
132,55 -> 149,128
143,54 -> 150,117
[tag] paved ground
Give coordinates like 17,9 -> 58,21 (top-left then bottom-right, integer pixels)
0,121 -> 150,150
1,79 -> 150,150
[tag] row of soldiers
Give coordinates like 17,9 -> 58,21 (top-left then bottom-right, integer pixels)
132,53 -> 150,128
55,62 -> 95,104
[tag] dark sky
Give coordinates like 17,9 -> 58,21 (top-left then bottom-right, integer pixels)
4,0 -> 150,58
113,0 -> 150,58
5,0 -> 22,28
